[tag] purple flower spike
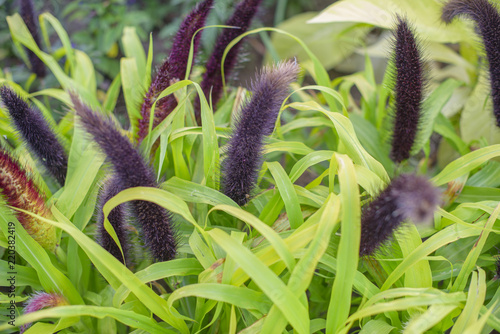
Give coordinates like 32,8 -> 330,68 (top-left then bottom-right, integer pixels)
71,94 -> 177,262
221,60 -> 299,205
359,174 -> 440,257
389,16 -> 425,163
0,86 -> 68,185
169,0 -> 214,81
20,0 -> 46,78
137,0 -> 213,143
96,176 -> 131,265
20,292 -> 68,333
194,0 -> 263,125
442,0 -> 500,127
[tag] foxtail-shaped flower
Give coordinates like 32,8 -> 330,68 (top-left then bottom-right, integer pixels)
72,95 -> 177,262
96,176 -> 131,265
442,0 -> 500,126
359,174 -> 439,256
0,148 -> 56,251
221,60 -> 299,205
194,0 -> 262,124
0,86 -> 68,185
20,292 -> 68,333
20,0 -> 46,78
137,0 -> 213,143
389,16 -> 425,163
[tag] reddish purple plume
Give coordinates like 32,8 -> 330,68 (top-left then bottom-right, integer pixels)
194,0 -> 263,125
72,95 -> 177,261
0,147 -> 57,251
359,174 -> 440,257
0,86 -> 68,185
137,0 -> 213,143
389,16 -> 425,163
221,60 -> 299,205
442,0 -> 500,127
20,0 -> 46,77
20,292 -> 68,333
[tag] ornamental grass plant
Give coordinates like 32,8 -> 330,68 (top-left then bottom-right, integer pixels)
2,0 -> 500,333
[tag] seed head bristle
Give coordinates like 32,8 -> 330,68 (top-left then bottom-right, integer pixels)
0,148 -> 56,251
442,0 -> 500,127
21,292 -> 68,333
96,176 -> 131,265
221,60 -> 299,205
194,0 -> 263,124
72,94 -> 177,261
360,174 -> 440,257
20,0 -> 46,77
389,16 -> 425,163
137,0 -> 214,143
0,86 -> 68,185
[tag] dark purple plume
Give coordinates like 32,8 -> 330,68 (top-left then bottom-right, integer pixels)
169,0 -> 213,81
20,0 -> 46,78
359,174 -> 440,257
194,0 -> 263,125
137,0 -> 213,143
71,95 -> 177,262
389,16 -> 425,163
442,0 -> 500,127
0,86 -> 68,185
96,176 -> 131,265
221,60 -> 299,205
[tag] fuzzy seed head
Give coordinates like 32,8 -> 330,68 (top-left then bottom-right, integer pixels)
96,176 -> 131,265
20,292 -> 68,333
442,0 -> 500,127
221,60 -> 299,205
194,0 -> 263,124
0,148 -> 56,251
137,0 -> 213,143
0,86 -> 68,185
20,0 -> 46,77
169,0 -> 214,80
20,0 -> 38,45
389,16 -> 425,163
359,174 -> 440,257
72,95 -> 156,188
72,95 -> 177,261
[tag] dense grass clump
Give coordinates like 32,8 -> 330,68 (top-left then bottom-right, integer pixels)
2,0 -> 500,333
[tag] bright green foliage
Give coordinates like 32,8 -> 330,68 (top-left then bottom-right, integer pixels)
2,1 -> 500,334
